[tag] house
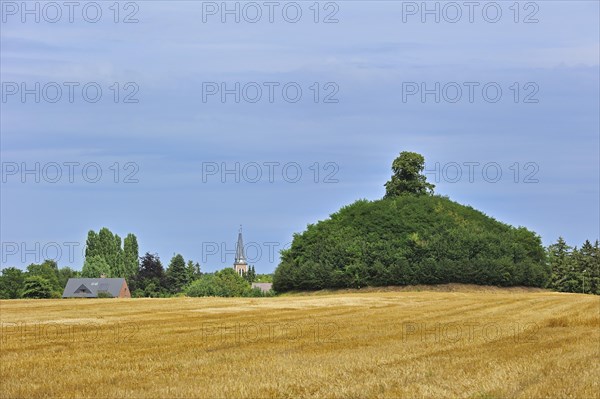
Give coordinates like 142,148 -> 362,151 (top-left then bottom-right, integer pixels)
251,282 -> 273,293
62,278 -> 131,298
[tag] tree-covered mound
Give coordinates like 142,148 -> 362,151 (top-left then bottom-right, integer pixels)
273,152 -> 549,292
273,195 -> 549,291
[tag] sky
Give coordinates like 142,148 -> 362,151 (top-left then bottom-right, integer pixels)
1,0 -> 599,274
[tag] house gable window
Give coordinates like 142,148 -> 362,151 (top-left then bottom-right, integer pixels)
74,284 -> 92,294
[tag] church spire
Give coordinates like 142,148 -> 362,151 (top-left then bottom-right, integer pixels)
235,225 -> 246,265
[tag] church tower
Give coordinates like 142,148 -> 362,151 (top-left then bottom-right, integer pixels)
233,226 -> 248,276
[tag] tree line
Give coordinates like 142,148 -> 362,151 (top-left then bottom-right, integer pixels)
128,252 -> 268,297
0,227 -> 273,299
2,235 -> 594,298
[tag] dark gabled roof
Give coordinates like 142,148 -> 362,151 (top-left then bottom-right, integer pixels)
62,278 -> 126,298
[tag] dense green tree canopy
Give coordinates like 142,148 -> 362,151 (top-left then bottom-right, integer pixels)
0,267 -> 25,299
81,255 -> 112,278
134,252 -> 166,296
22,276 -> 54,299
548,238 -> 599,294
26,260 -> 61,293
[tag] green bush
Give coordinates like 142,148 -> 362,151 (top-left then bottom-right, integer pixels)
186,269 -> 251,297
186,274 -> 219,297
0,267 -> 25,299
21,276 -> 53,299
96,291 -> 114,298
247,287 -> 265,297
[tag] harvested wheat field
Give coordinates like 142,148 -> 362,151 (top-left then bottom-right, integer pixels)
1,286 -> 599,399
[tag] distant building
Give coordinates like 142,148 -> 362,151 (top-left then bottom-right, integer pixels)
233,226 -> 248,276
62,278 -> 131,298
251,282 -> 273,293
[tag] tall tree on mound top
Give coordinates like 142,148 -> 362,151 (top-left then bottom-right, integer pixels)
384,151 -> 435,197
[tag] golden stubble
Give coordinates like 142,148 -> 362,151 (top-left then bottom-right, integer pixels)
1,287 -> 599,399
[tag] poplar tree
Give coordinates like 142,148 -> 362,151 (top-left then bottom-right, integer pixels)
123,234 -> 140,281
81,255 -> 112,278
85,230 -> 99,258
84,228 -> 127,277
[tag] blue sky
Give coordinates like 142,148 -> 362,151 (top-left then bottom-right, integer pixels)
1,1 -> 599,273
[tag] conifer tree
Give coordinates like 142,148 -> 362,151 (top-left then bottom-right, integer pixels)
166,254 -> 188,293
186,260 -> 201,283
548,237 -> 572,291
